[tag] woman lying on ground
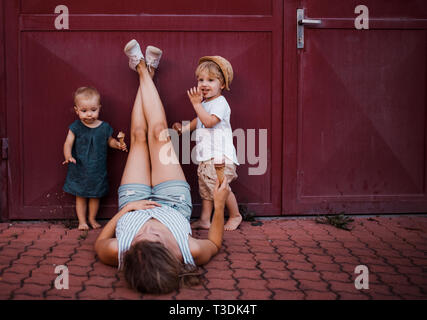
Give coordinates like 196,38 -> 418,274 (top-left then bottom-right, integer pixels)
94,40 -> 230,294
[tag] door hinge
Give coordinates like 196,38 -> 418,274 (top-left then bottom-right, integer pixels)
1,138 -> 8,160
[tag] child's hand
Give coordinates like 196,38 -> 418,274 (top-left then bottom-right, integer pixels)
62,157 -> 76,165
172,122 -> 182,135
187,87 -> 203,106
116,140 -> 128,152
109,137 -> 127,152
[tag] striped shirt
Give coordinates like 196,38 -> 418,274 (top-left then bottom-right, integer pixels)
116,206 -> 195,269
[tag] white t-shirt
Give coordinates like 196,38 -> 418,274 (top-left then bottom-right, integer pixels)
195,95 -> 239,165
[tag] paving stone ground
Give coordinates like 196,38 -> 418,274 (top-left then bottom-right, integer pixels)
0,215 -> 426,300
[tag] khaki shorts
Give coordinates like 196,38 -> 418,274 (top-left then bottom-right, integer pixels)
197,159 -> 238,201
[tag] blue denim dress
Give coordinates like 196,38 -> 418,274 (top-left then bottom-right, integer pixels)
63,120 -> 113,198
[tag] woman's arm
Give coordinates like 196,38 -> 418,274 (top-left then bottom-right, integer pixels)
94,200 -> 161,266
191,177 -> 230,265
94,205 -> 129,266
62,130 -> 76,164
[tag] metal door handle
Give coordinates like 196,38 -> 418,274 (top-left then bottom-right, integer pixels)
297,9 -> 322,49
299,19 -> 322,26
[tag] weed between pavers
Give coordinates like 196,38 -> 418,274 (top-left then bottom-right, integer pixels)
239,204 -> 263,227
59,220 -> 89,240
315,213 -> 354,231
61,219 -> 79,230
78,230 -> 88,240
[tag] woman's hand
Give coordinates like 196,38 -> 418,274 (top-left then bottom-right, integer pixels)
124,200 -> 161,212
103,200 -> 161,235
213,176 -> 230,209
187,87 -> 203,106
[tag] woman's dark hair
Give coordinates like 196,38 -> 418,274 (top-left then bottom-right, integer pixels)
123,240 -> 203,294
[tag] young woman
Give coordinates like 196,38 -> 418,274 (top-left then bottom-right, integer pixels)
94,40 -> 230,294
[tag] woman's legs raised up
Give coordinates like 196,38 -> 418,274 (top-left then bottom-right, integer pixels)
136,60 -> 186,186
120,84 -> 152,186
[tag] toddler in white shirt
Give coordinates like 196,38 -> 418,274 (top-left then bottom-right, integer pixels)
172,56 -> 242,230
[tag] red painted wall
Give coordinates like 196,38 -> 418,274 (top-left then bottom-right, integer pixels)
283,0 -> 427,215
3,0 -> 283,219
1,0 -> 427,220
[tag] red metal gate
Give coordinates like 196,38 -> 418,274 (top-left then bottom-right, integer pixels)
2,1 -> 427,220
283,0 -> 427,214
2,0 -> 283,219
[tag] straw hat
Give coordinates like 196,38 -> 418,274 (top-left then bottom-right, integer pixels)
198,56 -> 233,91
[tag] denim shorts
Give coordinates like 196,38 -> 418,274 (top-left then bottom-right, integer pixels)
118,180 -> 193,221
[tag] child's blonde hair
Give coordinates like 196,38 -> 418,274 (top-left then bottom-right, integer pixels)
195,61 -> 225,88
197,56 -> 233,90
73,86 -> 101,106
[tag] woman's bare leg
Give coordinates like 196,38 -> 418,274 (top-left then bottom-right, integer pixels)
136,61 -> 186,186
120,85 -> 151,186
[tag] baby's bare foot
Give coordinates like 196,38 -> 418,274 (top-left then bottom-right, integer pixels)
191,220 -> 211,230
89,220 -> 101,229
224,215 -> 242,231
78,223 -> 89,231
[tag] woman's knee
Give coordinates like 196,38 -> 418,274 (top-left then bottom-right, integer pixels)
149,122 -> 169,143
131,125 -> 148,144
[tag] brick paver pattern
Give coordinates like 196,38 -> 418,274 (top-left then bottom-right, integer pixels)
0,215 -> 426,300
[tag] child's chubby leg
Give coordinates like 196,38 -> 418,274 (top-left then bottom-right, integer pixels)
75,196 -> 89,231
224,191 -> 242,231
191,199 -> 213,230
192,162 -> 215,229
88,198 -> 101,229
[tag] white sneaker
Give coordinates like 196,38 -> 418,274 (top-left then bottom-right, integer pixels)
145,45 -> 163,72
124,39 -> 144,71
